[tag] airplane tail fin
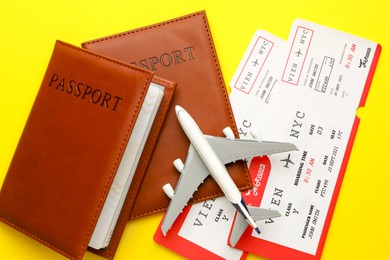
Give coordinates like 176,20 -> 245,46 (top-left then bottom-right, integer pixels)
228,211 -> 250,247
231,198 -> 261,234
228,206 -> 281,247
247,207 -> 281,221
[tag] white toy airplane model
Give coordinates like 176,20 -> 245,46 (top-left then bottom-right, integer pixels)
162,106 -> 298,246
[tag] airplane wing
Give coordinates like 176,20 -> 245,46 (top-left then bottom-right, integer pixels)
161,143 -> 210,235
205,136 -> 298,165
228,207 -> 281,247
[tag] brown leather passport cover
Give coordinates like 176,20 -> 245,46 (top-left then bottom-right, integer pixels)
0,41 -> 174,259
82,10 -> 252,219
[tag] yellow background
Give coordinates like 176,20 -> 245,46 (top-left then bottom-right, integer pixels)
0,1 -> 389,259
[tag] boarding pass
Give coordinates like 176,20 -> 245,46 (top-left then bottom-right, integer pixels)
229,20 -> 380,259
154,19 -> 381,260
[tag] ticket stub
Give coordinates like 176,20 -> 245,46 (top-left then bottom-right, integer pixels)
280,19 -> 381,110
229,30 -> 285,110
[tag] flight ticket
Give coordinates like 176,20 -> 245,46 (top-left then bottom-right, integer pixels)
230,19 -> 380,259
154,19 -> 381,260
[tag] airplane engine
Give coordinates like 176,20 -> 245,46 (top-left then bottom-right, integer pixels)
223,127 -> 235,139
250,129 -> 262,141
173,158 -> 184,172
163,183 -> 174,199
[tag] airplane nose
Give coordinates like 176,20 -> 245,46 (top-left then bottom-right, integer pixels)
175,105 -> 185,116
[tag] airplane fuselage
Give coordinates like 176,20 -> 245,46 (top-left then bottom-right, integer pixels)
176,106 -> 260,232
